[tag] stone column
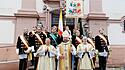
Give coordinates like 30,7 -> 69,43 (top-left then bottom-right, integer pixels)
87,0 -> 109,37
45,11 -> 51,32
14,0 -> 39,43
89,0 -> 102,13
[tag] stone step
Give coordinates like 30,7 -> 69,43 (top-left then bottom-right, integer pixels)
28,66 -> 34,70
107,67 -> 125,70
27,66 -> 125,70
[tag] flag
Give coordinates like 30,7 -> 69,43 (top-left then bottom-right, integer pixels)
58,9 -> 63,36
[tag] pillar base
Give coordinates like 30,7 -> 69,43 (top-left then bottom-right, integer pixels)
87,13 -> 109,20
86,13 -> 109,37
15,10 -> 39,18
14,10 -> 39,42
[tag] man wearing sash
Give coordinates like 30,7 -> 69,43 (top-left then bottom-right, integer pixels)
57,31 -> 76,70
77,36 -> 94,70
95,28 -> 110,70
29,31 -> 36,66
16,28 -> 32,70
72,30 -> 82,70
49,26 -> 59,48
33,26 -> 47,70
48,26 -> 59,70
35,38 -> 56,70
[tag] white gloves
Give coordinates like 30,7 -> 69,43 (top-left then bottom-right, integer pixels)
99,50 -> 108,57
16,49 -> 19,54
25,47 -> 32,53
89,51 -> 95,59
34,53 -> 37,57
31,46 -> 35,52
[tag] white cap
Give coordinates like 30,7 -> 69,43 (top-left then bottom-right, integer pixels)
62,31 -> 70,38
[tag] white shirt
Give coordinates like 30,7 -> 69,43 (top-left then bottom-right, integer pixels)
19,54 -> 27,59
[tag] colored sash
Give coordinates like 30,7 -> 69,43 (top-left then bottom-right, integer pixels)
31,31 -> 44,45
35,34 -> 44,45
49,33 -> 58,46
20,35 -> 32,60
98,34 -> 107,45
31,31 -> 36,35
42,31 -> 47,37
98,34 -> 111,51
87,38 -> 95,48
76,36 -> 82,44
20,35 -> 29,48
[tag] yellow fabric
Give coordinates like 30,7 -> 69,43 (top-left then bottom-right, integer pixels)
98,34 -> 111,50
59,42 -> 72,70
20,35 -> 29,48
76,36 -> 82,43
42,31 -> 47,37
35,34 -> 44,45
98,34 -> 107,44
20,35 -> 32,60
77,43 -> 93,70
31,31 -> 36,35
87,38 -> 95,48
37,45 -> 55,70
79,53 -> 93,69
28,52 -> 32,60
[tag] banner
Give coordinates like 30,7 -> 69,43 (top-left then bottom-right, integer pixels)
65,0 -> 84,18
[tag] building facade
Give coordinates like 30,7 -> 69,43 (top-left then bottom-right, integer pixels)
0,0 -> 125,69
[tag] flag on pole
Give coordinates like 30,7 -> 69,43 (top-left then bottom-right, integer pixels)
58,9 -> 63,36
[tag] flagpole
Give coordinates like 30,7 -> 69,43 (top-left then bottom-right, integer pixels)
74,17 -> 78,30
64,16 -> 66,29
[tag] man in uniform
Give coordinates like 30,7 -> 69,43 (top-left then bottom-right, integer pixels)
95,28 -> 110,70
28,30 -> 36,66
16,28 -> 32,70
33,26 -> 48,70
48,26 -> 60,70
72,30 -> 82,70
49,26 -> 59,48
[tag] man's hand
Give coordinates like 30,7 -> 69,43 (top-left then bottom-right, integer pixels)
16,49 -> 19,54
59,54 -> 65,59
45,47 -> 48,52
85,48 -> 87,52
24,47 -> 32,53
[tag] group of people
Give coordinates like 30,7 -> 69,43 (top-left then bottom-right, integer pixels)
16,25 -> 110,70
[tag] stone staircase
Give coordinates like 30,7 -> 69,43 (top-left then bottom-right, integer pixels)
28,66 -> 34,70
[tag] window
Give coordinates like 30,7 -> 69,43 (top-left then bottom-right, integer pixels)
66,18 -> 74,25
51,13 -> 74,26
51,13 -> 59,26
0,20 -> 15,44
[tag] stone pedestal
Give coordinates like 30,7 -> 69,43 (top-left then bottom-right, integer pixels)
87,0 -> 109,37
14,0 -> 38,42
